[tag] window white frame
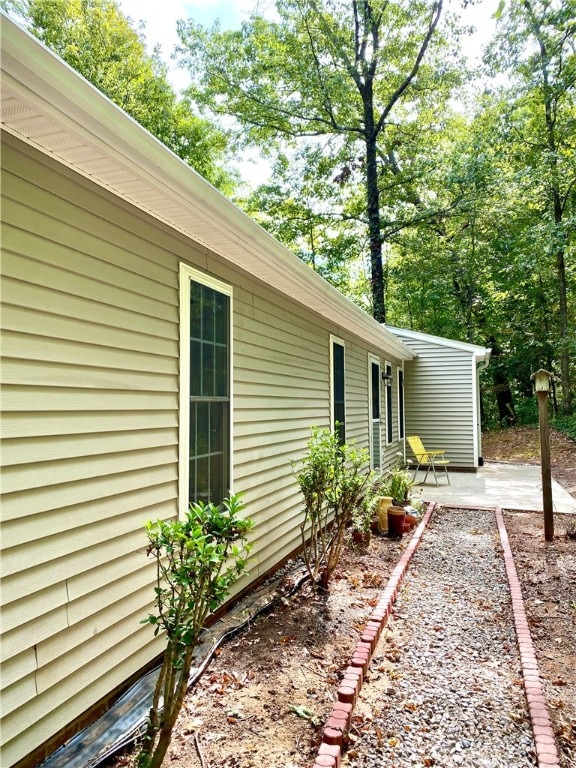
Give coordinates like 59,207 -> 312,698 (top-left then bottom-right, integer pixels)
330,335 -> 346,442
397,366 -> 405,441
179,263 -> 233,517
384,360 -> 393,445
368,354 -> 382,469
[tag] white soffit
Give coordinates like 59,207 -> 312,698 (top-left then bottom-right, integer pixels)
0,14 -> 413,362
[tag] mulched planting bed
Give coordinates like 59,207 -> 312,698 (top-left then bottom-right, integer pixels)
114,529 -> 415,767
113,506 -> 576,768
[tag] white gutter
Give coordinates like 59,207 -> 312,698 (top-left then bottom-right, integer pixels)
0,14 -> 414,362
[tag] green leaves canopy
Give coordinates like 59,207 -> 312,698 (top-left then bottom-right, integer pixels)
177,0 -> 460,321
5,0 -> 236,192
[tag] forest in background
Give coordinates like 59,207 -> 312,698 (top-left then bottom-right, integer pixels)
4,0 -> 575,426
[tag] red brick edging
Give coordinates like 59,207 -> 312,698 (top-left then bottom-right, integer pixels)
310,503 -> 436,767
495,507 -> 561,768
311,506 -> 562,768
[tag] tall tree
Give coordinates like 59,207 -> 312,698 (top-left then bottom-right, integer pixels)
3,0 -> 236,193
178,0 -> 457,322
487,0 -> 575,413
240,143 -> 373,307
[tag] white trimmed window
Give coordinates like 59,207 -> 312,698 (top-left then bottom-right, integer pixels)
369,356 -> 382,469
385,361 -> 393,444
179,264 -> 232,511
398,368 -> 405,440
330,336 -> 346,444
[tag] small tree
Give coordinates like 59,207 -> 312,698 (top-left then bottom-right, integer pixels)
138,494 -> 252,768
292,426 -> 369,589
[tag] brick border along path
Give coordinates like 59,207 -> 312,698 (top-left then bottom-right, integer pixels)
495,507 -> 560,768
310,504 -> 561,768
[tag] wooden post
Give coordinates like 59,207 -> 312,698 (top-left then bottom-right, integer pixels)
532,369 -> 554,541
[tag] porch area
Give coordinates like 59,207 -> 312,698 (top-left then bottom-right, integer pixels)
413,461 -> 576,513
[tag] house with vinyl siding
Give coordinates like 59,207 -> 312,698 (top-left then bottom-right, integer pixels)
387,327 -> 491,470
0,16 -> 420,767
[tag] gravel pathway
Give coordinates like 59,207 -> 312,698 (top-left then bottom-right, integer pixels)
345,507 -> 537,768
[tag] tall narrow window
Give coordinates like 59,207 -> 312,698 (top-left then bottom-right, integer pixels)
385,362 -> 393,444
180,265 -> 231,510
398,369 -> 405,440
331,338 -> 345,444
370,358 -> 381,468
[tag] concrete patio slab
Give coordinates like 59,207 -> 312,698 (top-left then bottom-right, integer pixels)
413,461 -> 576,513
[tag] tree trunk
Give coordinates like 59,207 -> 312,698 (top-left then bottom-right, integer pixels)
363,91 -> 385,323
553,193 -> 572,414
524,0 -> 573,413
488,336 -> 516,426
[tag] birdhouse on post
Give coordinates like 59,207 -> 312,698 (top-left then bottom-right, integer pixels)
532,369 -> 553,393
531,369 -> 554,540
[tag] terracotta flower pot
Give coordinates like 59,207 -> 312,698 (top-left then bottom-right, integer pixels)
387,506 -> 406,538
405,513 -> 419,530
352,529 -> 371,547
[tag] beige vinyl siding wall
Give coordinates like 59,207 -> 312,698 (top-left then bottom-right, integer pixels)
233,289 -> 329,577
230,287 -> 402,579
1,135 -> 405,766
402,339 -> 476,468
1,137 -> 183,766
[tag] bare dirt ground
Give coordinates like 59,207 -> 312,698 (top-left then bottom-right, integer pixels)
115,427 -> 576,768
482,425 -> 576,499
483,426 -> 576,768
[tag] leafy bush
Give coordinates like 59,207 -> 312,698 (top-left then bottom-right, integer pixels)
513,395 -> 539,426
552,414 -> 576,442
137,494 -> 252,768
381,463 -> 414,504
352,469 -> 386,534
292,426 -> 369,589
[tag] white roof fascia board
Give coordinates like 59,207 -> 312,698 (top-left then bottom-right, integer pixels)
0,14 -> 414,363
386,326 -> 491,362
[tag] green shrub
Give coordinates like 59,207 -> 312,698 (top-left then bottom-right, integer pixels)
381,463 -> 414,504
552,414 -> 576,441
292,426 -> 369,590
137,494 -> 252,768
513,396 -> 539,426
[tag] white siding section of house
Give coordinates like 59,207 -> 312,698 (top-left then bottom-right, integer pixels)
402,338 -> 476,468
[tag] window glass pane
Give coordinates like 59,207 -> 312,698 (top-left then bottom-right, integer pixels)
215,345 -> 228,397
190,340 -> 202,396
188,458 -> 196,502
201,286 -> 215,342
210,454 -> 224,502
398,370 -> 405,439
222,400 -> 229,441
189,402 -> 197,455
187,277 -> 230,507
371,362 -> 380,419
196,402 -> 209,455
210,403 -> 223,454
333,343 -> 345,401
334,404 -> 345,444
190,287 -> 202,339
196,457 -> 210,504
202,342 -> 215,397
386,364 -> 393,443
214,291 -> 228,345
332,342 -> 345,444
